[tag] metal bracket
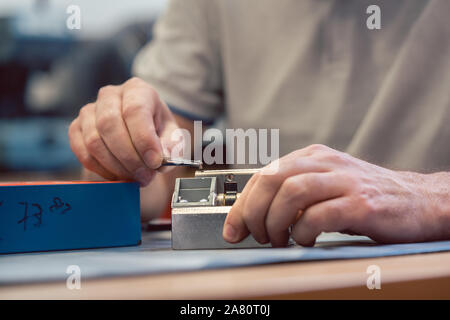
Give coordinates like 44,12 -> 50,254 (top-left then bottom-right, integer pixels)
171,169 -> 270,249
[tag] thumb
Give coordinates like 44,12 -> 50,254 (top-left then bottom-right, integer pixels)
222,174 -> 259,243
223,205 -> 251,243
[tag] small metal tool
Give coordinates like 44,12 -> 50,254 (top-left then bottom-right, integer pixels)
160,157 -> 203,169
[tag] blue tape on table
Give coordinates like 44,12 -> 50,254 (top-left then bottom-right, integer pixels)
1,231 -> 450,285
0,181 -> 141,254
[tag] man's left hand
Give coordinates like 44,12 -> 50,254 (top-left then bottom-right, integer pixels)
223,144 -> 447,247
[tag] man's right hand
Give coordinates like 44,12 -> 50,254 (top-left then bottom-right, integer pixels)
68,77 -> 179,187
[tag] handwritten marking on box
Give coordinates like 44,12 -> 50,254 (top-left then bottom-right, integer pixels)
0,181 -> 141,254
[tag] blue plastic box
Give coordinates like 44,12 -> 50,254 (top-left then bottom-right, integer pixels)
0,181 -> 141,254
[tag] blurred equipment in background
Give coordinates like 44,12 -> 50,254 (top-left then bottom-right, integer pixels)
0,0 -> 159,172
0,118 -> 77,170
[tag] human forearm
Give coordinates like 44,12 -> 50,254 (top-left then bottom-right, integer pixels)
223,144 -> 450,247
139,166 -> 188,221
416,171 -> 450,241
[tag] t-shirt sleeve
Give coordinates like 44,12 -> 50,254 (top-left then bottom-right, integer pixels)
132,0 -> 223,123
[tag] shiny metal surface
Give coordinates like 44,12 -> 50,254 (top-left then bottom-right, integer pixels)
171,169 -> 270,249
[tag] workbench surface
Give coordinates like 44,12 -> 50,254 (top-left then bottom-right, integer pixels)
1,230 -> 450,299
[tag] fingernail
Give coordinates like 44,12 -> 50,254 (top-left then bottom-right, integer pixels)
223,223 -> 237,242
134,167 -> 153,187
144,150 -> 162,169
258,236 -> 270,245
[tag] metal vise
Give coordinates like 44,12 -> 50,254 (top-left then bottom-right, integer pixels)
171,169 -> 270,249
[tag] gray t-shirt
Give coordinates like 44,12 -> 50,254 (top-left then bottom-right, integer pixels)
133,0 -> 450,172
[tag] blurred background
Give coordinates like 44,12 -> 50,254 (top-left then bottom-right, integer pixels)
0,0 -> 166,181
